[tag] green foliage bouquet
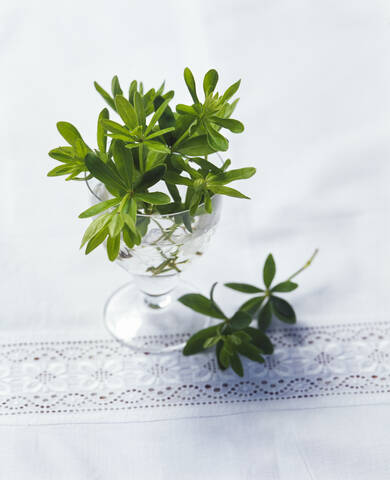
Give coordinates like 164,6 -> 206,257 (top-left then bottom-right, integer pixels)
48,68 -> 255,264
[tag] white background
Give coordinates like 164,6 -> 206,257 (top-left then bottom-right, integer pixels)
1,0 -> 390,478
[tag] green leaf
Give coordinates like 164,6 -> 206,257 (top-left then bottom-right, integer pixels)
221,79 -> 241,103
182,212 -> 193,233
216,340 -> 226,370
170,156 -> 200,177
233,330 -> 252,343
56,122 -> 84,147
176,104 -> 198,116
85,227 -> 108,254
184,67 -> 199,104
211,117 -> 244,133
143,140 -> 170,153
239,296 -> 265,315
111,75 -> 123,97
153,95 -> 176,145
122,225 -> 135,248
236,342 -> 264,364
97,108 -> 109,153
136,164 -> 166,189
94,81 -> 116,111
263,254 -> 276,288
245,326 -> 274,354
222,159 -> 231,171
145,127 -> 175,140
124,142 -> 140,150
257,301 -> 273,331
189,157 -> 221,174
126,197 -> 137,221
64,168 -> 86,181
73,138 -> 88,160
112,141 -> 134,187
207,185 -> 250,199
178,294 -> 226,320
175,135 -> 215,156
166,182 -> 181,203
204,190 -> 212,213
47,164 -> 73,177
133,91 -> 146,126
203,336 -> 220,349
224,282 -> 263,293
134,192 -> 171,205
183,324 -> 222,355
48,147 -> 73,162
136,215 -> 150,236
271,281 -> 298,292
203,69 -> 219,96
271,296 -> 296,324
115,95 -> 138,130
106,234 -> 120,261
122,213 -> 137,234
128,80 -> 137,103
102,119 -> 132,137
143,90 -> 155,116
208,167 -> 256,185
230,352 -> 244,376
189,189 -> 203,216
219,344 -> 231,368
205,123 -> 229,152
230,311 -> 252,330
108,213 -> 124,238
78,198 -> 121,218
80,212 -> 112,248
145,94 -> 174,135
85,153 -> 126,194
156,80 -> 165,96
230,334 -> 243,345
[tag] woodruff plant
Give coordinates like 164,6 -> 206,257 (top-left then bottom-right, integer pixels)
48,68 -> 256,261
179,250 -> 318,377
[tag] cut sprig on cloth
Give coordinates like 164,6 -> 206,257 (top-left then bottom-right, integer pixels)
179,250 -> 318,377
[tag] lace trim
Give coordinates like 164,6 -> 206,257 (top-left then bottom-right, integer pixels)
1,322 -> 389,416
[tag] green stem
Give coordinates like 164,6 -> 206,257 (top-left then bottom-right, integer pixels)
118,193 -> 130,213
139,143 -> 144,173
171,120 -> 196,150
172,130 -> 190,150
287,249 -> 319,281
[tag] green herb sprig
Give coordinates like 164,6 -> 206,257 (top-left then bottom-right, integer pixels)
179,283 -> 274,377
178,250 -> 318,377
48,69 -> 256,261
225,249 -> 319,330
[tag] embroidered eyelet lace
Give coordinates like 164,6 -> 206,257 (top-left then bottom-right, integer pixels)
1,322 -> 389,420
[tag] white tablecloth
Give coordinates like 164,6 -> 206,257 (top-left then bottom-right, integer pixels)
1,0 -> 390,478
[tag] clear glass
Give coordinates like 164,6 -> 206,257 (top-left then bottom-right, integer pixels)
87,179 -> 223,353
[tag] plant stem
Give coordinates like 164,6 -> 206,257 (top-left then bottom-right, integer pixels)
171,120 -> 196,150
172,130 -> 190,150
287,249 -> 319,281
139,143 -> 144,172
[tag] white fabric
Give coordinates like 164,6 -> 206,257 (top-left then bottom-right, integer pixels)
1,0 -> 390,478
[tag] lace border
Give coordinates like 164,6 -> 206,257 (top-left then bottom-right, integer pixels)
1,322 -> 389,417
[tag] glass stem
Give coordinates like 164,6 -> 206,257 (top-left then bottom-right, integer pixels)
143,291 -> 172,310
132,273 -> 179,310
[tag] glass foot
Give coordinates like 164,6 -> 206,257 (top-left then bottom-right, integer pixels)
104,281 -> 210,354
